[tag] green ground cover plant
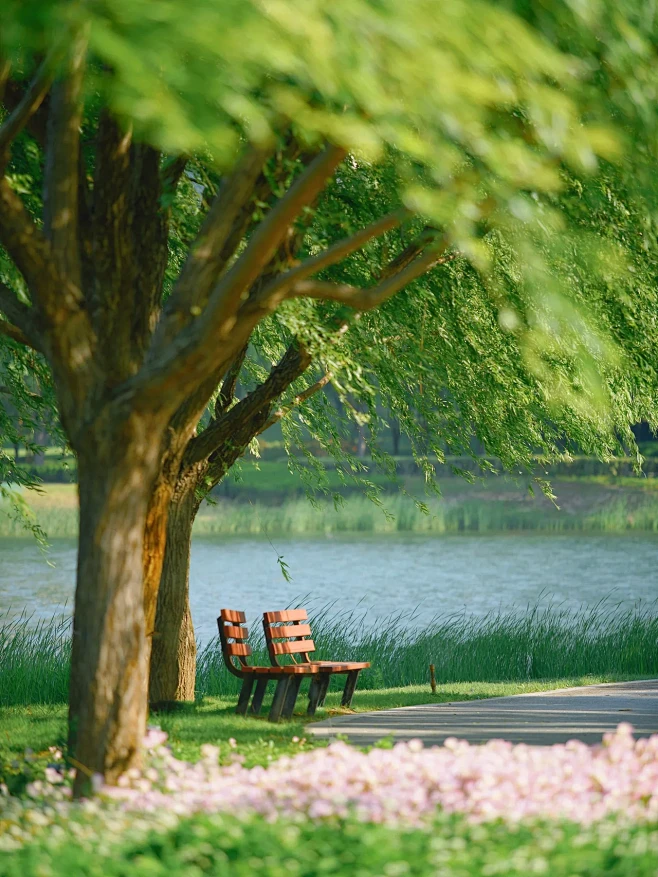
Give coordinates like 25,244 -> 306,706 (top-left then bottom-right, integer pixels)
2,602 -> 656,707
3,810 -> 658,877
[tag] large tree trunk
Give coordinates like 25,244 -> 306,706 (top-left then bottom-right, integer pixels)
68,419 -> 160,796
149,473 -> 203,705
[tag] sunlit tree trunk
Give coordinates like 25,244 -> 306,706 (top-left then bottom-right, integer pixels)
149,473 -> 203,705
68,418 -> 161,795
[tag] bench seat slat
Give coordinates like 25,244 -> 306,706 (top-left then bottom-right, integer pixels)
312,661 -> 371,671
263,609 -> 308,624
241,664 -> 321,675
268,623 -> 312,639
271,639 -> 315,655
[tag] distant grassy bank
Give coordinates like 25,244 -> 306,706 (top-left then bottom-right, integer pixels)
3,473 -> 658,537
2,601 -> 656,707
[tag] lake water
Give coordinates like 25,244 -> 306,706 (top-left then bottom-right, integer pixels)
1,533 -> 657,643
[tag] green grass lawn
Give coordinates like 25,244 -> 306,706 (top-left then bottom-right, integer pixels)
0,675 -> 637,768
3,676 -> 657,876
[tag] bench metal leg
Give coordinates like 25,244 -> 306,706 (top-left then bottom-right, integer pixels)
317,674 -> 331,707
268,677 -> 290,722
282,676 -> 303,719
341,670 -> 360,708
307,676 -> 322,716
250,677 -> 268,715
236,676 -> 255,715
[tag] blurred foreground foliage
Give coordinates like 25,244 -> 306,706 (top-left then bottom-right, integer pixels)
2,811 -> 658,876
3,0 -> 658,507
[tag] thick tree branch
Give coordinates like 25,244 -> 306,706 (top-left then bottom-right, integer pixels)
43,31 -> 87,289
0,54 -> 56,166
0,175 -> 93,413
287,244 -> 453,312
183,342 -> 312,468
0,178 -> 66,310
156,145 -> 272,348
255,210 -> 407,304
130,143 -> 168,364
90,111 -> 133,332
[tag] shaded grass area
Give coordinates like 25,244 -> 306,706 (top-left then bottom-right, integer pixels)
2,601 -> 657,707
0,677 -> 630,768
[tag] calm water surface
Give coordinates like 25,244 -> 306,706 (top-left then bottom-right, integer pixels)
1,533 -> 656,643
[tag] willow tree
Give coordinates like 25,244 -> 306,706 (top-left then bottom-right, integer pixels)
0,0 -> 654,790
148,152 -> 658,705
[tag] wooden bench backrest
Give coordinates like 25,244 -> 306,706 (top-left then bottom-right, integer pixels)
217,609 -> 252,677
262,608 -> 316,666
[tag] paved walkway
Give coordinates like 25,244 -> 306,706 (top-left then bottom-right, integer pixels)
309,679 -> 658,747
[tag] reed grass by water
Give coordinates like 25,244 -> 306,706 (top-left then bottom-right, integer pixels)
2,600 -> 656,705
3,492 -> 658,538
0,611 -> 71,705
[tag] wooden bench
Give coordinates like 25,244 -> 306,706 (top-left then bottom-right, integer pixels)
217,609 -> 321,722
262,609 -> 370,715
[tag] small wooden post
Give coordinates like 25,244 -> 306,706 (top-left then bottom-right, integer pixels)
429,664 -> 437,694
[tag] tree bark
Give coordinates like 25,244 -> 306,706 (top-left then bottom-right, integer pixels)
68,417 -> 161,795
149,470 -> 203,705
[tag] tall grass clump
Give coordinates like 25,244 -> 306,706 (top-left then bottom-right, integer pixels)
196,598 -> 658,696
0,611 -> 71,705
2,601 -> 656,704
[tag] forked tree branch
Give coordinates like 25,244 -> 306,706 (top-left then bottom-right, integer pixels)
43,31 -> 87,289
0,53 -> 57,166
132,145 -> 345,412
203,145 -> 346,329
156,145 -> 271,348
255,210 -> 407,304
287,245 -> 452,311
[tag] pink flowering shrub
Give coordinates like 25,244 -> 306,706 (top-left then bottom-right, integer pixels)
103,723 -> 658,827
